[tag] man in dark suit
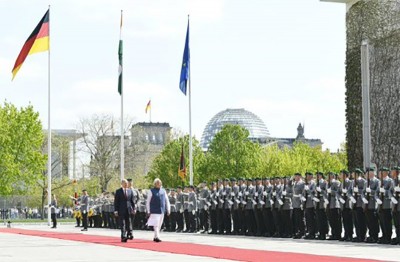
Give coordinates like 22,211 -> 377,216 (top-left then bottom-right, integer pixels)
114,179 -> 136,242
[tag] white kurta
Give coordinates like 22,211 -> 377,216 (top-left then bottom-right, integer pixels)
146,188 -> 171,226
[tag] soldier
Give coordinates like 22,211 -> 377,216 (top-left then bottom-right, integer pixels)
327,173 -> 342,240
175,186 -> 184,232
352,168 -> 367,243
216,180 -> 225,234
231,178 -> 241,235
80,189 -> 90,231
365,167 -> 380,243
188,185 -> 198,233
272,177 -> 283,237
340,170 -> 355,242
101,192 -> 109,228
209,182 -> 218,234
281,177 -> 293,238
292,173 -> 305,239
377,167 -> 394,244
304,172 -> 317,240
315,172 -> 329,240
198,182 -> 210,233
245,178 -> 257,236
262,177 -> 275,237
239,178 -> 248,235
391,167 -> 400,245
254,178 -> 265,236
182,186 -> 191,233
168,189 -> 177,232
223,178 -> 233,234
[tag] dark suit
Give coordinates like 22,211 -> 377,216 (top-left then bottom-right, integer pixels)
114,187 -> 135,240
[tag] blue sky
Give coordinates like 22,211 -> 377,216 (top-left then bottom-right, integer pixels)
0,0 -> 346,151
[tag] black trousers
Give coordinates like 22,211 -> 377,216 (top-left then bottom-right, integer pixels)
240,208 -> 247,234
184,210 -> 190,231
316,208 -> 329,236
305,208 -> 316,236
245,209 -> 256,235
76,217 -> 81,227
189,211 -> 197,231
223,209 -> 232,233
342,208 -> 353,238
118,212 -> 132,238
262,208 -> 275,236
102,211 -> 108,228
217,208 -> 224,233
210,209 -> 218,233
379,209 -> 392,241
82,212 -> 88,229
177,211 -> 184,230
281,209 -> 292,236
163,213 -> 170,230
199,209 -> 209,231
366,209 -> 379,240
293,208 -> 305,236
255,208 -> 265,235
393,211 -> 400,241
272,208 -> 282,235
169,212 -> 177,231
232,209 -> 241,233
355,207 -> 367,240
51,213 -> 57,228
328,208 -> 341,238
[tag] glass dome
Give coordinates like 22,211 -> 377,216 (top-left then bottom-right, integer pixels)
200,108 -> 270,150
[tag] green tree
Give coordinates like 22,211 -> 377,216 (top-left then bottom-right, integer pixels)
202,124 -> 262,181
0,102 -> 46,196
147,135 -> 205,188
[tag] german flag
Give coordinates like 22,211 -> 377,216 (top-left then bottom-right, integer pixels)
178,145 -> 186,181
12,9 -> 49,80
145,100 -> 151,114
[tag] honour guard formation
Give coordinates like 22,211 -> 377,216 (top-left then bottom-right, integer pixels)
68,167 -> 400,245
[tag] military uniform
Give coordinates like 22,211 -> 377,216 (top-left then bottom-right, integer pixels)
341,175 -> 355,241
262,179 -> 275,237
232,179 -> 241,234
198,185 -> 210,233
272,179 -> 283,237
281,178 -> 293,238
315,174 -> 329,240
176,188 -> 184,232
327,175 -> 342,240
209,184 -> 218,234
353,172 -> 367,242
378,170 -> 394,244
292,175 -> 305,239
365,171 -> 380,243
188,187 -> 198,232
245,179 -> 257,236
254,179 -> 265,236
392,169 -> 400,245
223,180 -> 233,234
304,175 -> 317,239
168,192 -> 177,232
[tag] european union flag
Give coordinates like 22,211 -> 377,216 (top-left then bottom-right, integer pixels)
179,20 -> 190,95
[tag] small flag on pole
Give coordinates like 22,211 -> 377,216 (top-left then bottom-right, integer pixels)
118,12 -> 123,95
12,9 -> 49,80
179,19 -> 190,95
178,145 -> 186,181
145,100 -> 151,114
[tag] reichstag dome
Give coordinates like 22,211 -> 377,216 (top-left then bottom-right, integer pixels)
200,108 -> 270,150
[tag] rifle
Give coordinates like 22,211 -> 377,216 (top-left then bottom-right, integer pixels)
379,170 -> 384,212
354,173 -> 359,210
365,174 -> 370,212
316,174 -> 320,210
342,173 -> 347,207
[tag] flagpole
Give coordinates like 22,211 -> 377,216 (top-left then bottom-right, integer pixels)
120,10 -> 124,181
47,5 -> 52,226
188,15 -> 193,186
149,98 -> 152,123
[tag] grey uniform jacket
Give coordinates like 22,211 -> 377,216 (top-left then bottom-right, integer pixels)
245,185 -> 256,210
209,190 -> 218,210
50,200 -> 57,214
80,195 -> 89,213
342,179 -> 354,209
198,188 -> 210,210
169,195 -> 177,212
329,180 -> 341,209
223,186 -> 233,209
273,184 -> 283,209
232,185 -> 241,210
263,185 -> 273,209
217,187 -> 224,209
256,185 -> 265,209
304,181 -> 316,209
188,192 -> 197,212
367,177 -> 380,210
282,183 -> 293,210
315,179 -> 328,209
355,178 -> 367,208
176,193 -> 184,212
381,177 -> 394,210
292,181 -> 305,209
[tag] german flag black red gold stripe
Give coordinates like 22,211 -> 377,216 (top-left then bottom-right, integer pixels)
12,9 -> 49,80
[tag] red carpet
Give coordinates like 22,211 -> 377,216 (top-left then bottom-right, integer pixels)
0,228 -> 381,262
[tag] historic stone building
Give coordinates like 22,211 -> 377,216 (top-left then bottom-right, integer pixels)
323,0 -> 400,169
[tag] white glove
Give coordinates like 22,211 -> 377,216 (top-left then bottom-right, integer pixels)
282,191 -> 287,196
241,201 -> 247,205
313,197 -> 320,203
245,192 -> 249,196
259,200 -> 265,205
366,188 -> 371,193
216,192 -> 219,197
395,186 -> 400,193
255,192 -> 259,197
354,187 -> 359,193
304,185 -> 309,191
235,199 -> 240,204
376,199 -> 382,205
339,198 -> 345,204
391,197 -> 398,205
231,192 -> 235,197
272,192 -> 276,196
204,205 -> 208,211
213,200 -> 218,205
219,199 -> 224,204
327,188 -> 332,194
301,196 -> 306,202
270,200 -> 274,205
263,191 -> 267,196
316,186 -> 322,192
238,192 -> 243,197
342,189 -> 347,194
82,210 -> 87,214
192,210 -> 195,215
362,198 -> 368,204
252,200 -> 257,205
324,199 -> 329,205
350,197 -> 356,204
380,188 -> 385,193
222,192 -> 226,196
278,199 -> 283,205
228,200 -> 233,205
114,211 -> 118,216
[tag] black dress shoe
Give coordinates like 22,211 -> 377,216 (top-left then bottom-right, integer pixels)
121,238 -> 128,242
128,234 -> 134,240
153,238 -> 162,242
81,228 -> 88,231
